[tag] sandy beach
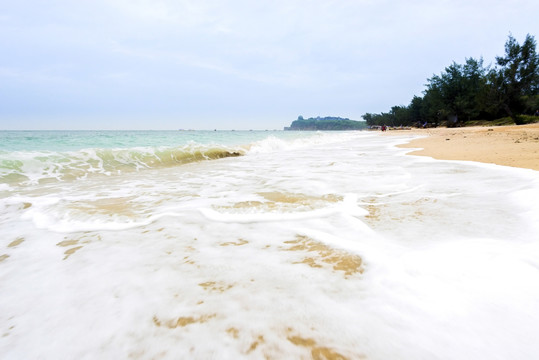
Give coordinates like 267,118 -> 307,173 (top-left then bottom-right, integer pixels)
392,123 -> 539,171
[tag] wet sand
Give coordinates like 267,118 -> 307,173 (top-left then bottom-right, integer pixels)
391,124 -> 539,171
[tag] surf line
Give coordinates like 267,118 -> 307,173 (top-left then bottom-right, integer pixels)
199,194 -> 368,224
24,211 -> 190,233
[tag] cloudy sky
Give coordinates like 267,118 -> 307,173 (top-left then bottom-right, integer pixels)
1,0 -> 537,130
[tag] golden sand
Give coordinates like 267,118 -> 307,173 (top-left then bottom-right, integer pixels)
390,123 -> 539,170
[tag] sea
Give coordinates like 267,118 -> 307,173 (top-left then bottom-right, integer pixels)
1,130 -> 538,359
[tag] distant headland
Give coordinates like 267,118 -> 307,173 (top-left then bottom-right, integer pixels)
284,116 -> 367,131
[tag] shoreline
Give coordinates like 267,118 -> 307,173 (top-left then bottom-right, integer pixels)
387,124 -> 539,171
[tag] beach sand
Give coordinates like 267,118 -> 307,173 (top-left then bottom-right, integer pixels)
392,123 -> 539,171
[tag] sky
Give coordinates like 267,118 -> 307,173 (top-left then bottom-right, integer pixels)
0,0 -> 538,130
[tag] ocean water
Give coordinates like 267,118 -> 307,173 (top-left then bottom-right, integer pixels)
1,130 -> 538,359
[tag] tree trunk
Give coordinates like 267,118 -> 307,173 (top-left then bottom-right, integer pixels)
503,104 -> 521,124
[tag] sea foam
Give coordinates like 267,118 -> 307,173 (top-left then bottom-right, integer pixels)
1,130 -> 538,359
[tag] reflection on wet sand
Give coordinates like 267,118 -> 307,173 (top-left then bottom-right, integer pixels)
153,314 -> 217,329
68,197 -> 139,217
198,281 -> 234,293
283,235 -> 363,277
286,328 -> 356,360
56,239 -> 85,260
219,192 -> 343,213
363,196 -> 435,225
247,335 -> 265,353
259,192 -> 342,205
57,239 -> 79,247
8,237 -> 25,248
220,238 -> 249,247
226,327 -> 240,338
63,246 -> 83,260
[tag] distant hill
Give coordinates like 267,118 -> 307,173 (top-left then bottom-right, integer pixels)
284,116 -> 367,130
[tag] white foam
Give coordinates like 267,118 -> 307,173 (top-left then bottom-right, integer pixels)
246,131 -> 361,154
22,210 -> 189,233
199,193 -> 368,223
1,131 -> 539,359
0,183 -> 12,192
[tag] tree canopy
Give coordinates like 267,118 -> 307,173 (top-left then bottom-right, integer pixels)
363,34 -> 539,127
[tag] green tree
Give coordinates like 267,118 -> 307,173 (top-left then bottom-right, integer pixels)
408,96 -> 425,124
488,34 -> 539,123
390,105 -> 411,126
461,57 -> 488,119
362,113 -> 374,126
421,84 -> 445,124
424,58 -> 486,125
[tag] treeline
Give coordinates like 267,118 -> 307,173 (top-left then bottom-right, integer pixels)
285,116 -> 367,130
363,34 -> 539,127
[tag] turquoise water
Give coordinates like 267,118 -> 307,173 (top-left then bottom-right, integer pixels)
0,130 -> 327,185
0,130 -> 315,152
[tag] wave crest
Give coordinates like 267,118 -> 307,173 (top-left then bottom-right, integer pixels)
0,144 -> 245,185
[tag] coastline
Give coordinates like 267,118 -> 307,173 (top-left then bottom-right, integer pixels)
389,123 -> 539,171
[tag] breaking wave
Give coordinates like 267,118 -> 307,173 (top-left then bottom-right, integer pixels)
0,144 -> 245,185
0,131 -> 364,186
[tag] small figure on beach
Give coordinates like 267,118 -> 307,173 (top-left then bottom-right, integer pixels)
381,125 -> 387,131
534,109 -> 539,116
